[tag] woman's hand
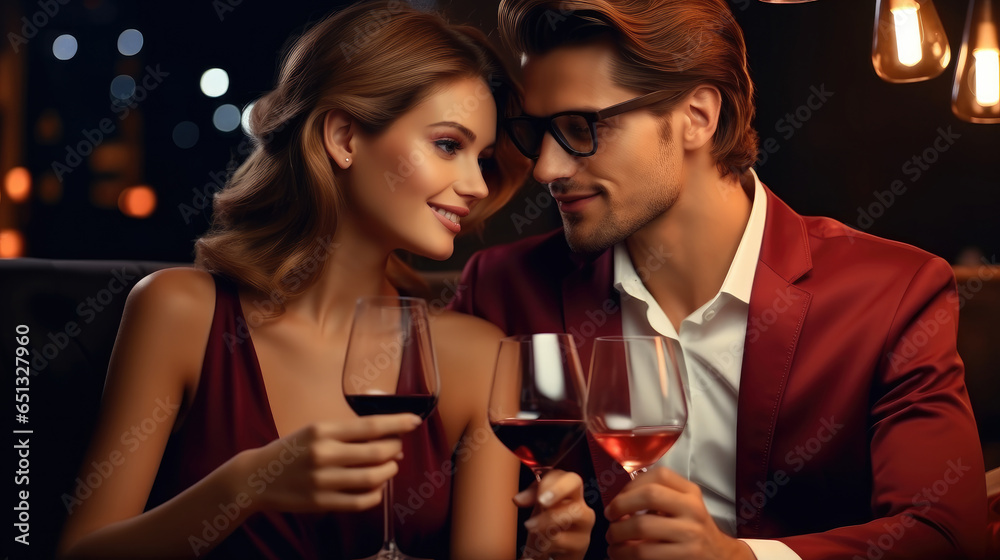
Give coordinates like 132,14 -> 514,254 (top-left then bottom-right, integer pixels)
232,413 -> 423,514
514,470 -> 595,560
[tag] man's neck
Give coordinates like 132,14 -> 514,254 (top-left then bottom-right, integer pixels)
626,170 -> 753,331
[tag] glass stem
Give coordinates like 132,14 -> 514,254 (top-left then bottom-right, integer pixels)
382,478 -> 396,552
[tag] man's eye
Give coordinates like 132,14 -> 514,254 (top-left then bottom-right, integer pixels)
435,139 -> 461,155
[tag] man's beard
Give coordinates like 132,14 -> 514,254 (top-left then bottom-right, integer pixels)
561,190 -> 675,256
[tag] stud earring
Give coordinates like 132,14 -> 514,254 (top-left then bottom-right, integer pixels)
345,158 -> 350,162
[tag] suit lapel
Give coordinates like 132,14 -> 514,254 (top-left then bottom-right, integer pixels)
561,250 -> 621,372
561,250 -> 633,507
735,187 -> 813,537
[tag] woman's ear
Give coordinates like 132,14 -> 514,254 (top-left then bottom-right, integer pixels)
679,85 -> 722,151
323,109 -> 356,169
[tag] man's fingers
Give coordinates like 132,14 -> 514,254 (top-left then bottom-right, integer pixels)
606,511 -> 695,544
605,482 -> 686,521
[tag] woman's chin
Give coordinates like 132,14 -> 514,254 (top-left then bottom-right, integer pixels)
412,244 -> 455,262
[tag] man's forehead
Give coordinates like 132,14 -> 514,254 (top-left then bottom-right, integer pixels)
520,43 -> 620,114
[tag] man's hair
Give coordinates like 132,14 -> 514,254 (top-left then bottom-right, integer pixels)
499,0 -> 758,177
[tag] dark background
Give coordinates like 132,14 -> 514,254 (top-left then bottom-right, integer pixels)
3,0 -> 998,267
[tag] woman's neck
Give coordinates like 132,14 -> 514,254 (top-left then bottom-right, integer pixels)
282,228 -> 397,337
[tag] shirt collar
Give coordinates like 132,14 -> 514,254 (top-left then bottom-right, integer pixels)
613,169 -> 768,306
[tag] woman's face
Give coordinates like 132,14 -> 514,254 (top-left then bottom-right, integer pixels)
345,76 -> 497,260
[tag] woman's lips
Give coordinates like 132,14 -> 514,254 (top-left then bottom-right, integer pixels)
430,204 -> 461,233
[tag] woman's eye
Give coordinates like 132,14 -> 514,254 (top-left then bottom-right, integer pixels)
434,139 -> 462,155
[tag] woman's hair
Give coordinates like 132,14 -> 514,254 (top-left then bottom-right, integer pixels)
195,0 -> 528,307
498,0 -> 758,178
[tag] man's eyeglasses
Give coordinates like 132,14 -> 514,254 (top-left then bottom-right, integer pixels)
504,90 -> 677,159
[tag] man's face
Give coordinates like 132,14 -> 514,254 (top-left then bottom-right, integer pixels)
521,40 -> 682,254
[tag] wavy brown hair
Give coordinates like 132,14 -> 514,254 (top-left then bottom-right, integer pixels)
499,0 -> 758,178
195,1 -> 528,307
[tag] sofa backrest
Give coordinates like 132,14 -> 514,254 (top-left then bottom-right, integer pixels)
2,258 -> 997,558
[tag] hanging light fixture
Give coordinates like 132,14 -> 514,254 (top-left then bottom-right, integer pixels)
953,0 -> 1000,122
872,0 -> 951,82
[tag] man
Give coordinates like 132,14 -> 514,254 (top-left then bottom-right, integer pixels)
450,1 -> 987,558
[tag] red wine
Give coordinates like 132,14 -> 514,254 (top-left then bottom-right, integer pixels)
592,426 -> 682,473
345,394 -> 437,419
491,419 -> 586,470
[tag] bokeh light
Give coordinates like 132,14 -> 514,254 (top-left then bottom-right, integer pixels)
213,104 -> 241,132
52,34 -> 78,60
200,68 -> 229,97
0,230 -> 25,258
117,29 -> 143,56
241,101 -> 256,135
4,167 -> 31,203
118,185 -> 157,218
110,75 -> 136,99
172,121 -> 199,149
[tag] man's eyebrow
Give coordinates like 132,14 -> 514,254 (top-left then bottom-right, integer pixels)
428,121 -> 477,143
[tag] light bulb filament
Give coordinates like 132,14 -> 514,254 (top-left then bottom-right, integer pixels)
892,5 -> 924,67
973,48 -> 1000,107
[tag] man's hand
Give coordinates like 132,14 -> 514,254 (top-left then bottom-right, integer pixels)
514,469 -> 595,560
604,467 -> 756,560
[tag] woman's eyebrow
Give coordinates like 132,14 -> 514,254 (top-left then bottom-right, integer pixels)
428,121 -> 477,142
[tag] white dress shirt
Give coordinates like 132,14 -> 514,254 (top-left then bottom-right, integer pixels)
612,169 -> 801,560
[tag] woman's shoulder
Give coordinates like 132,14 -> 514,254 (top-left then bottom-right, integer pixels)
128,267 -> 218,317
429,309 -> 505,351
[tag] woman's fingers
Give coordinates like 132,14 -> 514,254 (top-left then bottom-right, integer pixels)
315,438 -> 404,467
319,413 -> 423,442
312,461 -> 399,492
536,470 -> 584,507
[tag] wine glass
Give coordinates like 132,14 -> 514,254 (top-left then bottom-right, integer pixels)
586,336 -> 686,480
488,333 -> 588,483
342,296 -> 440,560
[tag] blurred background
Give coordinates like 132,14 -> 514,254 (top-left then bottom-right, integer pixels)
0,0 -> 996,269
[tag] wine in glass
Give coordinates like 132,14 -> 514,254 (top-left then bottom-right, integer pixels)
342,296 -> 440,560
586,336 -> 686,480
488,333 -> 588,483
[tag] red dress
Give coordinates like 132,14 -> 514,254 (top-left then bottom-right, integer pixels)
146,274 -> 454,559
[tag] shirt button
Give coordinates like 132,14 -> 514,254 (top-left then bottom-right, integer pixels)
703,309 -> 717,321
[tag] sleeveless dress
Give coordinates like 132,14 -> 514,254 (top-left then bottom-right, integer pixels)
146,274 -> 455,559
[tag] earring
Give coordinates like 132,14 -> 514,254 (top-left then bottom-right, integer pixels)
345,158 -> 350,162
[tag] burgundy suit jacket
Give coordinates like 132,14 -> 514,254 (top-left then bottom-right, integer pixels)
450,187 -> 987,559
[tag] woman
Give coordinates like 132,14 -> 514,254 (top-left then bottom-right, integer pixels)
56,2 -> 594,558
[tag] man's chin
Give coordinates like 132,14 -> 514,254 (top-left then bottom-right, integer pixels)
564,227 -> 618,257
